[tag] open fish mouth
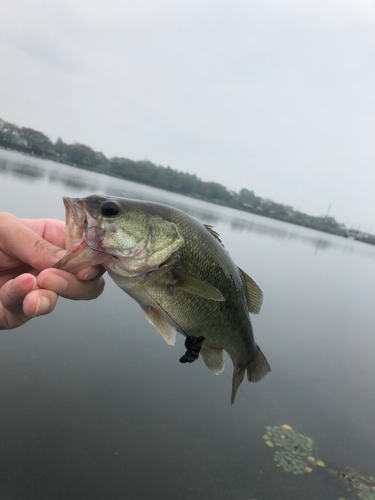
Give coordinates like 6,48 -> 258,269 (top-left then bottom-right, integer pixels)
63,197 -> 85,227
63,197 -> 101,248
63,197 -> 86,246
53,198 -> 110,273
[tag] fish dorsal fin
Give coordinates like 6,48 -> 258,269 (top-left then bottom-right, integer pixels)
204,224 -> 222,244
200,344 -> 225,375
175,273 -> 225,301
238,267 -> 263,314
141,306 -> 176,345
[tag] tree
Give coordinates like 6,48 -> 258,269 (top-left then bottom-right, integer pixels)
0,119 -> 19,145
20,127 -> 55,156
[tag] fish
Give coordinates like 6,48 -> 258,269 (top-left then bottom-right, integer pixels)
54,195 -> 271,403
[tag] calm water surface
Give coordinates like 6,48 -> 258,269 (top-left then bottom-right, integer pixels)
0,150 -> 374,500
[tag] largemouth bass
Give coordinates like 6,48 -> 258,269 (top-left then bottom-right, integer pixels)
54,195 -> 271,403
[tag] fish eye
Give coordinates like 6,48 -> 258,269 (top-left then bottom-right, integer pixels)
101,201 -> 120,217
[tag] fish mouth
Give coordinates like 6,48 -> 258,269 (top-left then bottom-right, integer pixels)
63,197 -> 99,248
63,197 -> 85,227
54,197 -> 108,273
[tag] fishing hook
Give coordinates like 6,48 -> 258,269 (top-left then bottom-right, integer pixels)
84,225 -> 119,259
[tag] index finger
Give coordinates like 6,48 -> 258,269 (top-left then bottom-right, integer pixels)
20,219 -> 66,248
0,213 -> 66,271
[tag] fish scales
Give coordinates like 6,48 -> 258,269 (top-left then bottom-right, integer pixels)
121,210 -> 251,352
54,195 -> 271,403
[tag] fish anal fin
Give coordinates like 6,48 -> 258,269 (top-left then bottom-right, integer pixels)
141,306 -> 176,346
204,224 -> 222,244
247,345 -> 271,383
175,273 -> 225,301
200,344 -> 225,375
238,267 -> 263,314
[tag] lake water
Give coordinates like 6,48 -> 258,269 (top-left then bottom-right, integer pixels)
0,149 -> 374,500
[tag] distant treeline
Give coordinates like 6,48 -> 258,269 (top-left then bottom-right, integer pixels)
1,117 -> 373,245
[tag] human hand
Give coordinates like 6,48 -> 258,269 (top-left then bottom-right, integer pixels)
0,213 -> 105,330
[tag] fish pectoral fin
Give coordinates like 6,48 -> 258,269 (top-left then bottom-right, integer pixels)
141,306 -> 176,346
200,344 -> 225,375
174,273 -> 225,301
238,267 -> 263,314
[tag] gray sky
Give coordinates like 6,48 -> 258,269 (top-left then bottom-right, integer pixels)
1,0 -> 374,230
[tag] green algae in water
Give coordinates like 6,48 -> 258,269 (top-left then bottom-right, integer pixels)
262,424 -> 375,500
273,450 -> 308,475
264,425 -> 313,456
262,425 -> 318,474
335,470 -> 375,500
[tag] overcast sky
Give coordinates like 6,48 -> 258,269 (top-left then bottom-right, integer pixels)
1,0 -> 374,229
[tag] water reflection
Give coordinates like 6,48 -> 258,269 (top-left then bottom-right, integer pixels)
230,215 -> 375,259
231,216 -> 333,252
48,170 -> 98,192
0,158 -> 45,180
1,151 -> 374,260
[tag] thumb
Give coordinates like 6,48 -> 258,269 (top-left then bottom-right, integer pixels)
0,213 -> 66,271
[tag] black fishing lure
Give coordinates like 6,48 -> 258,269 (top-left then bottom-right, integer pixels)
179,335 -> 205,364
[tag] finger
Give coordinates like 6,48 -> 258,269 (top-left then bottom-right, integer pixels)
21,219 -> 66,248
75,266 -> 106,281
0,264 -> 34,289
0,274 -> 37,316
36,269 -> 105,301
0,213 -> 66,270
23,289 -> 58,318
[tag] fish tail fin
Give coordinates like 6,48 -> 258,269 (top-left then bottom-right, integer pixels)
231,365 -> 246,405
247,345 -> 271,383
231,345 -> 271,405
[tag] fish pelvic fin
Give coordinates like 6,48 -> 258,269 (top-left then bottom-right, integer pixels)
141,306 -> 176,346
200,344 -> 225,375
231,345 -> 271,404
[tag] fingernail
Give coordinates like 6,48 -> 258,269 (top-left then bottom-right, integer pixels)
83,268 -> 100,280
35,296 -> 51,316
30,275 -> 37,290
55,249 -> 67,260
50,275 -> 68,293
77,267 -> 98,281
